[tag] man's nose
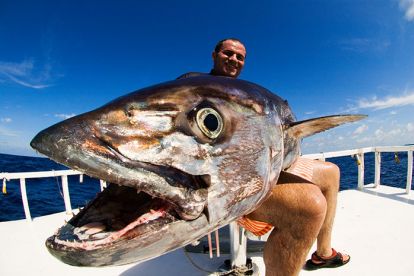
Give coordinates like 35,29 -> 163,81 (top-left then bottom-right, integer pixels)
228,54 -> 238,62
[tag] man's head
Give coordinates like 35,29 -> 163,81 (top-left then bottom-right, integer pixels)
212,38 -> 246,78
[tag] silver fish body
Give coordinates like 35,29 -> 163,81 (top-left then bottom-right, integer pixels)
30,75 -> 364,266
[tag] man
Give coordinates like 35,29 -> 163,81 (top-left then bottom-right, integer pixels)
181,38 -> 350,276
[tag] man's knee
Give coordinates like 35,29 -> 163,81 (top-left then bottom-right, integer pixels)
281,185 -> 327,227
287,186 -> 326,239
325,161 -> 340,176
313,161 -> 340,190
300,185 -> 327,221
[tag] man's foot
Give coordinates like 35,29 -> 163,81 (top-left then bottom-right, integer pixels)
303,248 -> 350,270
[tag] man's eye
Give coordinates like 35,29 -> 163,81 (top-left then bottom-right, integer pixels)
222,50 -> 233,57
236,54 -> 245,61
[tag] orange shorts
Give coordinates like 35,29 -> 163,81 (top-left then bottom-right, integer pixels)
237,157 -> 315,236
237,216 -> 273,236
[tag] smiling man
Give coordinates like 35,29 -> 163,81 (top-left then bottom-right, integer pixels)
211,39 -> 246,78
179,38 -> 350,276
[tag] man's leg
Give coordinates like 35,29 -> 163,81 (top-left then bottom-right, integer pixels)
310,161 -> 349,262
246,173 -> 327,276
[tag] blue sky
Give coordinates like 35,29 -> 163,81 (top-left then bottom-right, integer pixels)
1,0 -> 414,157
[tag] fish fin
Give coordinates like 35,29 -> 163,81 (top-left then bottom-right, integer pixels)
286,115 -> 367,139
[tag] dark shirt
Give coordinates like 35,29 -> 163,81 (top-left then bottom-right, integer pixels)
176,69 -> 226,80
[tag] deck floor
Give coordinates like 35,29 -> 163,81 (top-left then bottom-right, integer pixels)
1,184 -> 414,275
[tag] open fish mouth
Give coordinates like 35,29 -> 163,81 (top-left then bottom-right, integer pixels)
47,185 -> 179,251
46,165 -> 210,251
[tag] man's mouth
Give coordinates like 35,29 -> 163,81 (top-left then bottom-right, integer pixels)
225,63 -> 238,72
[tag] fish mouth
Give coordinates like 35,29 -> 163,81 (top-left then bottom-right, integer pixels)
46,166 -> 210,254
47,185 -> 180,251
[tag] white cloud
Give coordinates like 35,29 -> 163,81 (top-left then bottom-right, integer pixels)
54,113 -> 76,119
389,111 -> 397,115
400,0 -> 414,21
375,128 -> 384,138
389,128 -> 402,136
339,38 -> 390,53
303,116 -> 413,154
357,92 -> 414,110
0,126 -> 18,137
353,124 -> 368,135
1,118 -> 12,123
356,136 -> 372,144
0,59 -> 53,89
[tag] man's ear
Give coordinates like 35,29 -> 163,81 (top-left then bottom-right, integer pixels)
212,51 -> 217,61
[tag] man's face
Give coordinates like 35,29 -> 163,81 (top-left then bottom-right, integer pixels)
212,40 -> 246,78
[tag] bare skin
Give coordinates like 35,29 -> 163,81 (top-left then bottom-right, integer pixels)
247,172 -> 327,276
209,39 -> 349,275
312,160 -> 341,258
248,160 -> 349,275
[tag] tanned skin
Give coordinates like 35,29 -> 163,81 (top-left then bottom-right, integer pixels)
211,39 -> 349,276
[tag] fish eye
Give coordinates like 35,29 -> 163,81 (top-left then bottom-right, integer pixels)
196,108 -> 223,139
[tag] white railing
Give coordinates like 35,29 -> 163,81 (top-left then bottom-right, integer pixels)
0,170 -> 107,222
303,145 -> 414,192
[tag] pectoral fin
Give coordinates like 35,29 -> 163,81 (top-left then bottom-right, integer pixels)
286,115 -> 367,139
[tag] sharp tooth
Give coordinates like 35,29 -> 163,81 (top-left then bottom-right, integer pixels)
191,240 -> 200,246
79,222 -> 106,235
90,232 -> 111,240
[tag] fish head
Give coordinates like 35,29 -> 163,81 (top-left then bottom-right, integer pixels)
31,75 -> 285,266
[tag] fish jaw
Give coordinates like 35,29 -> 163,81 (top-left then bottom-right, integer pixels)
44,184 -> 213,266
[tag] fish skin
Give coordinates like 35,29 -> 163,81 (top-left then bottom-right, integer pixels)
31,75 -> 365,266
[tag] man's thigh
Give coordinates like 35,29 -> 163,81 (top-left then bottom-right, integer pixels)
246,172 -> 325,227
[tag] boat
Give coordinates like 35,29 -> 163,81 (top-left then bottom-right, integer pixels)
1,145 -> 413,275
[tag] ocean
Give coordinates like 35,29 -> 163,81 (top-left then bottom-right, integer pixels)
0,152 -> 411,222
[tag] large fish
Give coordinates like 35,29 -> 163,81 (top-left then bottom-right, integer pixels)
31,75 -> 365,266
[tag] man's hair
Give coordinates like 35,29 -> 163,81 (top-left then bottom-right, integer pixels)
214,38 -> 245,53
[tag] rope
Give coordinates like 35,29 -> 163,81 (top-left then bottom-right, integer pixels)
183,247 -> 253,276
183,247 -> 216,274
53,171 -> 64,199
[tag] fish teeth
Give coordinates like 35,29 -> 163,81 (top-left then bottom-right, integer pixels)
79,222 -> 106,235
191,240 -> 200,246
90,232 -> 111,240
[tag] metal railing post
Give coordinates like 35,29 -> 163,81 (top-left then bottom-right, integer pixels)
406,150 -> 413,194
61,175 -> 72,215
229,221 -> 247,268
374,151 -> 381,188
19,178 -> 32,222
357,152 -> 365,190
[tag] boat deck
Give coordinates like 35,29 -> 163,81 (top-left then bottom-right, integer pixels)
2,184 -> 414,275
